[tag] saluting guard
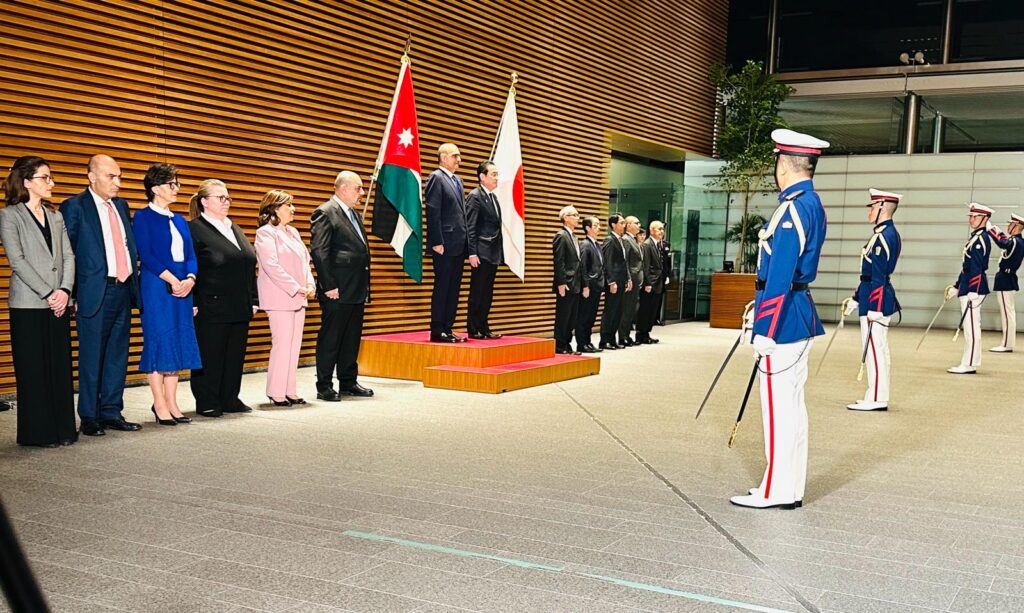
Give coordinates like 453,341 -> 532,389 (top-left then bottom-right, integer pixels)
988,213 -> 1024,352
845,189 -> 902,412
730,129 -> 828,510
947,203 -> 993,374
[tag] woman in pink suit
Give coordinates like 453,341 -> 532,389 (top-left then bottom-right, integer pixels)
255,190 -> 316,406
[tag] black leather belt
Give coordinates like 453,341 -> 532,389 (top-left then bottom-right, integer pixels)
755,280 -> 808,291
860,275 -> 892,282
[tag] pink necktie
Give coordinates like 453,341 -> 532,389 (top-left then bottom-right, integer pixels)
105,201 -> 130,282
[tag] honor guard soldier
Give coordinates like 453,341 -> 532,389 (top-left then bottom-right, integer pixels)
947,203 -> 993,374
988,213 -> 1024,352
730,129 -> 828,510
845,189 -> 902,412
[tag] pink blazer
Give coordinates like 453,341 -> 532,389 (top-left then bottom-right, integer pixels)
255,224 -> 315,311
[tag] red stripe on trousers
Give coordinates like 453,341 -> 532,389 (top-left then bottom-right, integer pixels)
969,303 -> 976,366
764,355 -> 775,500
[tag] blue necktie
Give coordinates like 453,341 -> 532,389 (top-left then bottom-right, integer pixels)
346,206 -> 365,243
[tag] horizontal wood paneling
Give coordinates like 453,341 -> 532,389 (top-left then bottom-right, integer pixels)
0,0 -> 725,394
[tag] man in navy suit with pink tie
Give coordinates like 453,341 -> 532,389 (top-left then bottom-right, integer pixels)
425,143 -> 468,343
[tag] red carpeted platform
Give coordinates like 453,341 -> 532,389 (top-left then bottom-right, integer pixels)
358,332 -> 600,393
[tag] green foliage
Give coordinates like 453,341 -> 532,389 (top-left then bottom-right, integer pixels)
724,213 -> 767,272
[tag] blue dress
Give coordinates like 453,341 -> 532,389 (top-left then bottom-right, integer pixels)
132,205 -> 203,373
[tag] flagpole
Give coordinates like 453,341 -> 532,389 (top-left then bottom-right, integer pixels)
365,36 -> 413,218
489,72 -> 518,160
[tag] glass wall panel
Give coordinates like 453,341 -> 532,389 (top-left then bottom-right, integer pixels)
951,0 -> 1024,62
776,0 -> 944,72
922,90 -> 1024,152
726,0 -> 771,68
779,96 -> 905,155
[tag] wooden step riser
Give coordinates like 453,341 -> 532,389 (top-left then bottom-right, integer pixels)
423,359 -> 600,394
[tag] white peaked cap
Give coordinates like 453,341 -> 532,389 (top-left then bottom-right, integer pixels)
1010,213 -> 1024,224
869,188 -> 902,202
771,129 -> 830,156
968,202 -> 994,216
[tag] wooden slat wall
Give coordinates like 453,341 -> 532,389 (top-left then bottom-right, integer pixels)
0,0 -> 726,394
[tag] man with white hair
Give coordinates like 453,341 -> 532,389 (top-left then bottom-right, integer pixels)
551,205 -> 582,354
844,189 -> 902,412
988,213 -> 1024,352
946,203 -> 994,374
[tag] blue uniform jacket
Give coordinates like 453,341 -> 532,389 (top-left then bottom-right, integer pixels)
752,180 -> 826,344
854,220 -> 901,316
990,231 -> 1024,292
956,228 -> 991,296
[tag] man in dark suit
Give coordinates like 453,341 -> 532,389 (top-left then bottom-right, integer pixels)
552,206 -> 582,354
310,171 -> 373,401
618,216 -> 644,347
599,213 -> 627,350
466,160 -> 503,340
656,230 -> 671,325
575,216 -> 604,353
60,154 -> 142,436
425,143 -> 468,343
637,221 -> 666,344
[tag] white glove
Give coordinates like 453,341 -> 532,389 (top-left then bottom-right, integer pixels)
867,310 -> 884,322
986,220 -> 995,232
945,285 -> 958,301
967,292 -> 980,301
752,335 -> 777,357
844,299 -> 858,316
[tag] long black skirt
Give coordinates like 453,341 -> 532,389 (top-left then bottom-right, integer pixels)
10,308 -> 77,446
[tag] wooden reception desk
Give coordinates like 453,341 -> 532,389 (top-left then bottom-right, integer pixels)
709,272 -> 756,329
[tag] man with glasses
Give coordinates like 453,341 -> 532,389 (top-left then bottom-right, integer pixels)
59,155 -> 142,436
425,143 -> 468,343
552,206 -> 582,354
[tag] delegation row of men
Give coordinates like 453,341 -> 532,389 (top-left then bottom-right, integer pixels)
1,154 -> 373,448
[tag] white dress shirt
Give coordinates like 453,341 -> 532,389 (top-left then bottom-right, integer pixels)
148,203 -> 184,262
201,212 -> 240,250
89,188 -> 133,275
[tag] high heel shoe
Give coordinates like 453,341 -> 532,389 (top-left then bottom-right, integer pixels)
267,396 -> 292,407
171,414 -> 192,424
151,405 -> 177,426
285,396 -> 307,406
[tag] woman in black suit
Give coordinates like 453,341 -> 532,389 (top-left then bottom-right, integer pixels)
187,179 -> 258,417
1,156 -> 77,446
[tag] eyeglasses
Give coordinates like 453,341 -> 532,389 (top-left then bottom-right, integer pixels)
208,195 -> 231,203
566,212 -> 580,217
30,175 -> 54,184
163,181 -> 180,189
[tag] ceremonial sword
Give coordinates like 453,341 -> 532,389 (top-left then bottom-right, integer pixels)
728,356 -> 761,448
952,296 -> 976,342
857,320 -> 874,381
694,301 -> 754,420
814,297 -> 851,377
916,285 -> 954,350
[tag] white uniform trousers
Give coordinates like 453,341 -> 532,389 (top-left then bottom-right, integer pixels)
755,339 -> 811,505
958,295 -> 985,368
996,290 -> 1017,350
859,315 -> 891,403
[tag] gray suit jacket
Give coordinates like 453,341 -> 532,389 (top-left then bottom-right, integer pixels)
0,204 -> 75,309
624,233 -> 644,286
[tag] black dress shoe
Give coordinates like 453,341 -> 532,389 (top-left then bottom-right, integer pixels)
223,403 -> 253,413
150,406 -> 177,426
196,408 -> 223,418
452,334 -> 468,343
99,418 -> 142,432
267,396 -> 292,407
468,332 -> 487,340
586,344 -> 603,353
616,343 -> 628,349
286,396 -> 307,405
622,338 -> 635,347
648,337 -> 660,344
338,384 -> 373,397
430,333 -> 459,343
317,389 -> 341,402
598,343 -> 617,351
80,421 -> 106,436
172,415 -> 192,424
484,332 -> 503,339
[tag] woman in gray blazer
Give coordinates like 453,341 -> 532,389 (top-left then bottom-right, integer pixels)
1,156 -> 77,447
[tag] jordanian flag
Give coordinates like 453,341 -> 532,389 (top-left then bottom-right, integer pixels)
371,59 -> 423,282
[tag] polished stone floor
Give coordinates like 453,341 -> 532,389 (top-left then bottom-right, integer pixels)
2,322 -> 1024,612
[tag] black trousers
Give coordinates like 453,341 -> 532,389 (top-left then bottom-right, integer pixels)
618,288 -> 639,342
430,253 -> 465,335
11,309 -> 76,446
316,300 -> 365,391
600,287 -> 622,345
191,318 -> 250,412
575,289 -> 601,349
636,289 -> 661,340
553,291 -> 580,351
467,261 -> 498,335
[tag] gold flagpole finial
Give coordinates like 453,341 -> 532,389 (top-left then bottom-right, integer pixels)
401,34 -> 412,63
509,72 -> 519,96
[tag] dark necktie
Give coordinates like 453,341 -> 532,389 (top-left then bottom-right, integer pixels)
489,193 -> 501,219
345,206 -> 365,244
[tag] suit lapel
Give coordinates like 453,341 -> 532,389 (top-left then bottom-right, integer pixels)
15,204 -> 50,256
81,191 -> 105,248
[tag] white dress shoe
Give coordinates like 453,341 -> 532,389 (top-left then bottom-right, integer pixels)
847,400 -> 888,411
989,346 -> 1013,353
947,365 -> 977,374
729,494 -> 801,509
